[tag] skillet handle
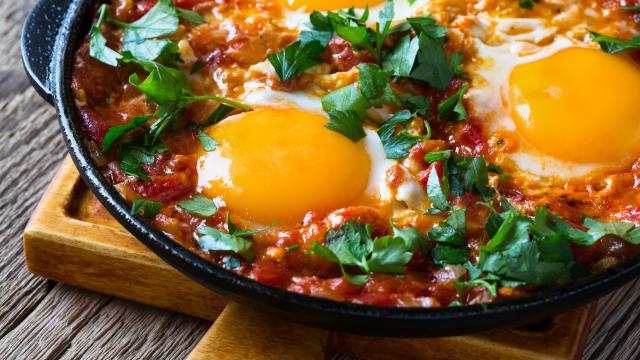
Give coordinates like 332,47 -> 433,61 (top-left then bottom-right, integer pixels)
21,0 -> 76,105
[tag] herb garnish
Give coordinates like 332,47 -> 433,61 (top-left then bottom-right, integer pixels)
178,194 -> 218,217
197,214 -> 266,261
430,208 -> 469,265
131,198 -> 163,218
268,41 -> 325,81
590,31 -> 640,54
309,221 -> 420,285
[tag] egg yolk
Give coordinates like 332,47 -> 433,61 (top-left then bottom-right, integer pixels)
285,0 -> 384,11
509,47 -> 640,164
197,109 -> 371,225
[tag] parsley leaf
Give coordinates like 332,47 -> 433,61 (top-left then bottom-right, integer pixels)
321,84 -> 370,117
430,209 -> 469,266
89,4 -> 122,66
531,206 -> 595,247
309,221 -> 417,285
124,57 -> 188,103
197,215 -> 265,261
446,155 -> 501,200
408,15 -> 448,39
268,40 -> 325,81
519,0 -> 540,9
120,152 -> 149,180
399,93 -> 431,117
325,110 -> 366,142
202,104 -> 235,128
411,33 -> 461,91
313,222 -> 372,273
432,245 -> 469,266
382,35 -> 420,77
372,0 -> 395,63
367,236 -> 414,274
118,140 -> 168,166
620,5 -> 640,12
197,130 -> 218,152
178,194 -> 218,217
176,8 -> 204,24
590,31 -> 640,54
477,208 -> 585,287
102,115 -> 152,152
381,132 -> 423,159
429,208 -> 466,246
377,110 -> 422,159
426,163 -> 450,211
455,262 -> 500,298
131,198 -> 163,218
437,83 -> 469,122
392,223 -> 430,253
222,256 -> 241,269
357,63 -> 399,107
424,150 -> 452,163
584,218 -> 640,245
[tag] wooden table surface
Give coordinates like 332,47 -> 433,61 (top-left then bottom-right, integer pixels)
1,1 -> 640,359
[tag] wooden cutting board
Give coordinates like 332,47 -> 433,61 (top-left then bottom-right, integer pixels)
23,157 -> 594,360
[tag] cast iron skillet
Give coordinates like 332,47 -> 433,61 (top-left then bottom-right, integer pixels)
21,0 -> 640,337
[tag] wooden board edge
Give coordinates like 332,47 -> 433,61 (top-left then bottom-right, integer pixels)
23,157 -> 227,321
187,303 -> 329,360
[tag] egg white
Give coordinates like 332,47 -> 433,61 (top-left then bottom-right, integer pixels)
284,0 -> 428,31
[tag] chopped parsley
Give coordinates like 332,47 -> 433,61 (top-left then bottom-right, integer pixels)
309,221 -> 420,285
377,110 -> 423,159
478,207 -> 585,287
89,5 -> 121,66
197,214 -> 266,261
429,209 -> 469,265
197,130 -> 218,152
620,5 -> 640,12
321,84 -> 370,118
285,245 -> 301,252
102,115 -> 152,152
590,31 -> 640,54
411,33 -> 463,91
437,83 -> 469,122
131,198 -> 163,218
357,63 -> 399,108
426,162 -> 450,212
519,0 -> 540,10
268,40 -> 325,81
325,110 -> 366,142
178,194 -> 218,217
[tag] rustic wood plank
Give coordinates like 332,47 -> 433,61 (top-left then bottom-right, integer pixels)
0,0 -> 210,358
58,298 -> 210,360
584,279 -> 640,360
0,285 -> 111,360
187,303 -> 329,360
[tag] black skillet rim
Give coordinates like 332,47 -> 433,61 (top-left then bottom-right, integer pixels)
44,0 -> 640,337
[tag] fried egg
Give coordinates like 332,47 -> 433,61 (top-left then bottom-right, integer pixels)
466,19 -> 640,180
196,93 -> 426,226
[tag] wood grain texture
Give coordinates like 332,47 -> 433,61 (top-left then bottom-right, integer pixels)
24,158 -> 228,321
187,303 -> 329,360
1,0 -> 639,359
0,0 -> 210,359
